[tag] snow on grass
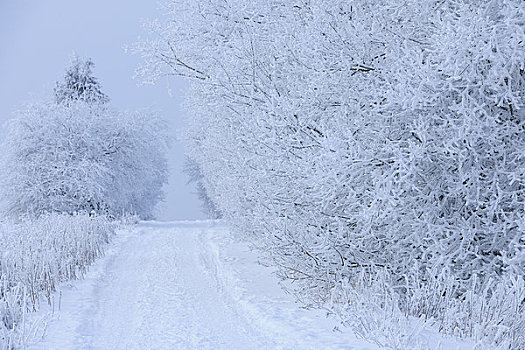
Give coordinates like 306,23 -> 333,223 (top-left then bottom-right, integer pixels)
0,214 -> 113,349
203,223 -> 477,350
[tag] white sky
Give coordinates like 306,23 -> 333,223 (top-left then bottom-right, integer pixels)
0,0 -> 204,220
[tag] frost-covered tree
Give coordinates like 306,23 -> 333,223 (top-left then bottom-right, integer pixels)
137,0 -> 525,347
54,56 -> 109,105
0,58 -> 169,219
184,156 -> 221,219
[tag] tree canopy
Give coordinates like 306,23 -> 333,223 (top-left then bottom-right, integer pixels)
1,57 -> 169,219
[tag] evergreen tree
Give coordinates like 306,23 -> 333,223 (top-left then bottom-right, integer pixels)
54,56 -> 109,105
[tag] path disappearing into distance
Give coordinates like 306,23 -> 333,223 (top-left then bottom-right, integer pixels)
26,222 -> 429,350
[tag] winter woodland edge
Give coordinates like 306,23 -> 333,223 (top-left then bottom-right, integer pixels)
137,0 -> 525,348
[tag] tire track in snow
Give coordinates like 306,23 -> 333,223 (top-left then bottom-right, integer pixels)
29,222 -> 277,350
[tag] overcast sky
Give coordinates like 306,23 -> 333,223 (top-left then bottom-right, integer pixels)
0,0 -> 204,220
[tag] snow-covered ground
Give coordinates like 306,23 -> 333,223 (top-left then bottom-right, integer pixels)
24,221 -> 474,350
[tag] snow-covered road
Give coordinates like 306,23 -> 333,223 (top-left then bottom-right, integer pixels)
86,222 -> 280,349
27,221 -> 377,350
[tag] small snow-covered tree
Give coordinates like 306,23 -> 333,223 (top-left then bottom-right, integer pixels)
0,57 -> 169,219
54,56 -> 109,105
184,156 -> 221,219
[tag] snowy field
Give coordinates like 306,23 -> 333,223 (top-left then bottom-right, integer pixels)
24,221 -> 474,350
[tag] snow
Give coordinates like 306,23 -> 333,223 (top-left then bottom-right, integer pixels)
26,221 -> 474,349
